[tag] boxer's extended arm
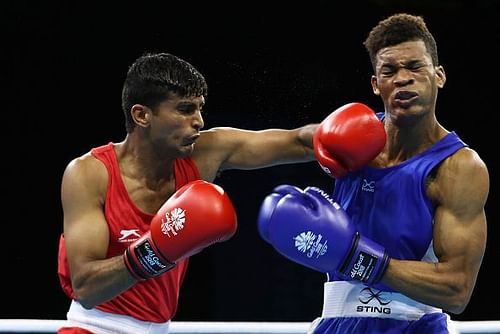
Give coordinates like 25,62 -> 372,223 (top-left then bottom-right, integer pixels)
193,103 -> 385,180
62,155 -> 136,309
193,124 -> 317,179
380,148 -> 489,314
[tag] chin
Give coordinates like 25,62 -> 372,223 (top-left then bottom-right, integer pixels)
178,145 -> 195,157
393,112 -> 426,128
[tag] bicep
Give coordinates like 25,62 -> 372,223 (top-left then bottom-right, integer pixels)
203,127 -> 314,171
62,158 -> 110,278
433,207 -> 486,272
432,150 -> 489,278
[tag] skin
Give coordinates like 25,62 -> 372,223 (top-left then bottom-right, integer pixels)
61,93 -> 317,309
370,40 -> 489,314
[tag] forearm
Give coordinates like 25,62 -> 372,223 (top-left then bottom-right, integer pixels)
71,256 -> 136,309
381,259 -> 472,314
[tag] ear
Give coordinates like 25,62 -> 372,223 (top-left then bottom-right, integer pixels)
435,65 -> 446,88
371,75 -> 380,96
131,104 -> 151,128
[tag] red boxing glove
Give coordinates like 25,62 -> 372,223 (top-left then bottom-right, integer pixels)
124,180 -> 238,280
313,102 -> 386,178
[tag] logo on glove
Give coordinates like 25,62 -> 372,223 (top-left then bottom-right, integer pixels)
161,207 -> 186,237
294,231 -> 328,258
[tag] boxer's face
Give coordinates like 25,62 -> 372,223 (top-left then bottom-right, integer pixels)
148,94 -> 205,157
370,40 -> 446,125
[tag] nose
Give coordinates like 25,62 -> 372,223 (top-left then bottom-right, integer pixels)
192,110 -> 204,131
393,68 -> 414,86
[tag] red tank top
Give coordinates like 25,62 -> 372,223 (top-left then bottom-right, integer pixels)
57,142 -> 201,322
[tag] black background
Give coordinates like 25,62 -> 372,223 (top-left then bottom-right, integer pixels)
4,0 -> 499,323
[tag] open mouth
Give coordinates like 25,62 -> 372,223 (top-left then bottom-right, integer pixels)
394,91 -> 418,106
184,134 -> 200,145
395,91 -> 418,100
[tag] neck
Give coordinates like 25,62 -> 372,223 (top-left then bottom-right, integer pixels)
115,134 -> 176,187
381,112 -> 447,166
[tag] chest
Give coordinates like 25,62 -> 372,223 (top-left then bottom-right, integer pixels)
122,176 -> 177,214
336,168 -> 435,260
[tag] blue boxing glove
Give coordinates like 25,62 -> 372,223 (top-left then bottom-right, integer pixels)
257,185 -> 304,243
257,184 -> 389,286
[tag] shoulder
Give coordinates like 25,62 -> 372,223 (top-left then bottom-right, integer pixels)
62,152 -> 109,196
442,147 -> 488,182
64,151 -> 106,177
192,128 -> 230,177
431,147 -> 489,214
195,127 -> 250,156
193,127 -> 250,180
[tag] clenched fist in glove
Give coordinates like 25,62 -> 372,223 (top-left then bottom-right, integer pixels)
257,184 -> 389,286
314,102 -> 386,178
125,180 -> 238,280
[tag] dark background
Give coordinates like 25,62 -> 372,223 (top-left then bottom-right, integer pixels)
4,0 -> 499,324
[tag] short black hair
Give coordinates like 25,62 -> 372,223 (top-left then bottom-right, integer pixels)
363,13 -> 439,71
121,52 -> 208,132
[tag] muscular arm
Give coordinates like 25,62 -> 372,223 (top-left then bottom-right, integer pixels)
381,148 -> 489,314
62,155 -> 135,309
194,124 -> 317,180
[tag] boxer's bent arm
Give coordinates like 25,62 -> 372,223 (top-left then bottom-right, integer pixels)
62,155 -> 135,309
380,148 -> 489,314
195,125 -> 317,172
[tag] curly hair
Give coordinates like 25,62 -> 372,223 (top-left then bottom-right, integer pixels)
363,13 -> 439,71
121,52 -> 208,132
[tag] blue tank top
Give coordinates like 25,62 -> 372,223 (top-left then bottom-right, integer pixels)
330,119 -> 467,289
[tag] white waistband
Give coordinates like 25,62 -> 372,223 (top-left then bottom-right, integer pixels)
321,281 -> 442,321
66,300 -> 171,334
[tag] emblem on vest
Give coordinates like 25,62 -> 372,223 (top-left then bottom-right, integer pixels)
362,179 -> 375,192
118,229 -> 141,242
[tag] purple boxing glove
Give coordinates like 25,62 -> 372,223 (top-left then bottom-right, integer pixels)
257,184 -> 389,286
257,185 -> 304,243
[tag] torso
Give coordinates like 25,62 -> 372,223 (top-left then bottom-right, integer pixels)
58,142 -> 200,322
329,126 -> 468,290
